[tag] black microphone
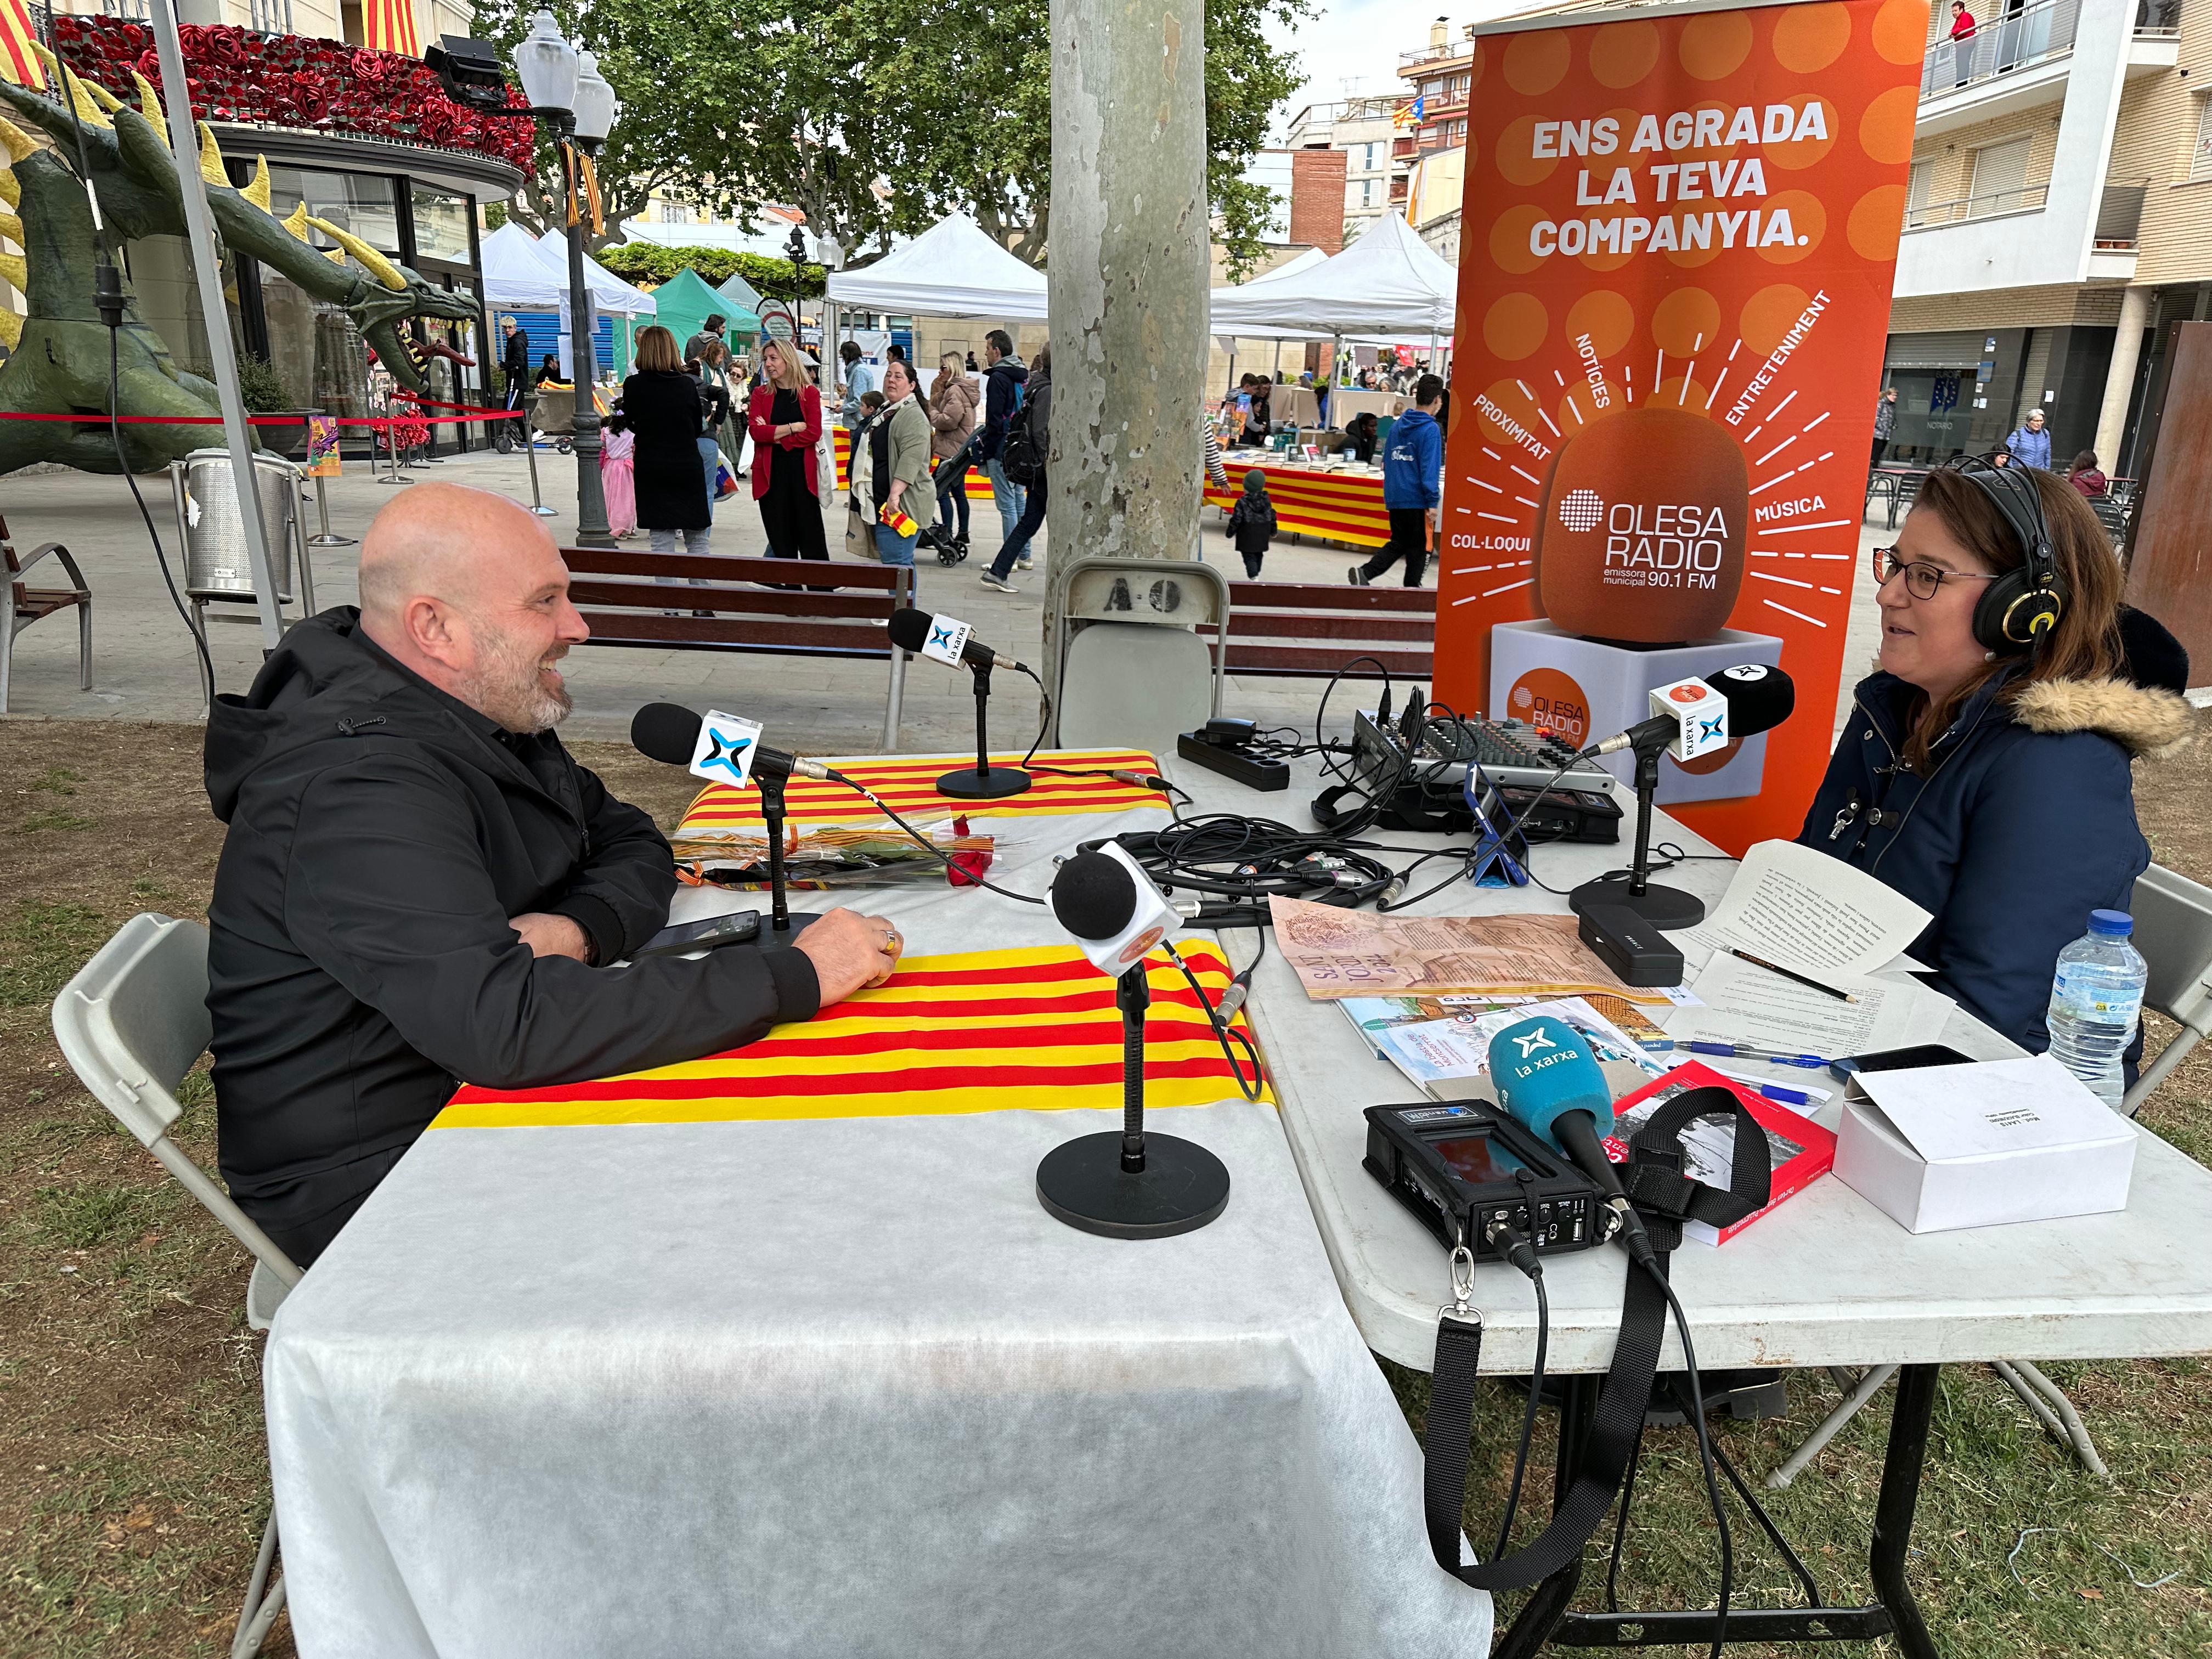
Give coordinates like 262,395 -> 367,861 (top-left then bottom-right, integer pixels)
887,607 -> 1029,674
629,702 -> 837,782
1583,663 -> 1796,758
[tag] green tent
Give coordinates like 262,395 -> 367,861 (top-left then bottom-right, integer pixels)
651,266 -> 761,348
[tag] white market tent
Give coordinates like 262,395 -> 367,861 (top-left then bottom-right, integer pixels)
478,221 -> 566,311
826,211 -> 1048,321
1207,213 -> 1455,337
524,230 -> 658,318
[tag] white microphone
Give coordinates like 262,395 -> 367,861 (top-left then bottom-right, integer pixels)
1048,844 -> 1181,976
1583,663 -> 1795,760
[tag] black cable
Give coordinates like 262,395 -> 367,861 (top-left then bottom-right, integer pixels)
1009,662 -> 1194,803
1110,812 -> 1401,914
823,770 -> 1048,906
1163,937 -> 1265,1102
1647,1265 -> 1732,1659
1604,1414 -> 1649,1612
1491,1270 -> 1549,1560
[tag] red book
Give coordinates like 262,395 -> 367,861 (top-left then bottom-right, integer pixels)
1600,1061 -> 1836,1244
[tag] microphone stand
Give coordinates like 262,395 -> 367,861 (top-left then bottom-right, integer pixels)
1567,727 -> 1706,929
1035,958 -> 1232,1239
746,769 -> 822,940
935,662 -> 1032,800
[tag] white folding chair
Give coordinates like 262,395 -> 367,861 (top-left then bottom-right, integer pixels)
51,913 -> 302,1659
2123,864 -> 2212,1118
1771,866 -> 2212,1488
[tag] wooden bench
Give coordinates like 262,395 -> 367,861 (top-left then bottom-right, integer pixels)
1217,581 -> 1435,681
558,548 -> 916,746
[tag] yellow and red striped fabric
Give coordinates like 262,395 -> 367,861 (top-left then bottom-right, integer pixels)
363,0 -> 419,58
435,944 -> 1266,1128
832,427 -> 995,499
0,0 -> 44,89
1204,459 -> 1392,549
680,748 -> 1166,831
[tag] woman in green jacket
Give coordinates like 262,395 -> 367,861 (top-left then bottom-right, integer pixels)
868,358 -> 936,595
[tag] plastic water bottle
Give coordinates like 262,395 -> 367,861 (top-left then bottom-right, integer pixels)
2045,909 -> 2147,1110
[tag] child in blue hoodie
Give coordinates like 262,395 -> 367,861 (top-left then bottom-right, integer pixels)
1350,373 -> 1444,588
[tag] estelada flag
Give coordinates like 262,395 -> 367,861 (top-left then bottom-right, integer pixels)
362,0 -> 419,58
0,0 -> 47,91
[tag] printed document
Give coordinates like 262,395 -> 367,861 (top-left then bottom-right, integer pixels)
1674,840 -> 1931,979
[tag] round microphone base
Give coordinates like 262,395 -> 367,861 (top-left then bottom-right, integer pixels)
1036,1132 -> 1231,1239
738,912 -> 823,943
936,765 -> 1033,800
1567,875 -> 1706,930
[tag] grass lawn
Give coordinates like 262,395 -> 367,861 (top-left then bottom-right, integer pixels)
2,717 -> 2207,1657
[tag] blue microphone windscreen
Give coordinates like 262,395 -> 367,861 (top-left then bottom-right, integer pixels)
1487,1015 -> 1616,1148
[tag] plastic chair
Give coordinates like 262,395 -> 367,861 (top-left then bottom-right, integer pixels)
51,913 -> 302,1659
2123,864 -> 2212,1118
1,511 -> 93,714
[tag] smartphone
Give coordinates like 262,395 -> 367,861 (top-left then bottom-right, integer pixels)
1829,1043 -> 1974,1083
632,911 -> 762,958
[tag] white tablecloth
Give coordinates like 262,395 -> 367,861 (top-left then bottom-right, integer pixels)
263,783 -> 1493,1656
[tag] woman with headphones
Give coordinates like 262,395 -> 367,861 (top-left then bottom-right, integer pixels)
1799,459 -> 2193,1059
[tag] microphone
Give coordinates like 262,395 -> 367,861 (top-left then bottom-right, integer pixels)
1583,663 -> 1795,759
1049,845 -> 1181,977
887,607 -> 1029,675
1486,1014 -> 1657,1269
630,702 -> 836,782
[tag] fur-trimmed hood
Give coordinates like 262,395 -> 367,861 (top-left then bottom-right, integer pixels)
2013,675 -> 2196,759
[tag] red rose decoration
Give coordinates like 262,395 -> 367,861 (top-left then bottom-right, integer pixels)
177,23 -> 207,52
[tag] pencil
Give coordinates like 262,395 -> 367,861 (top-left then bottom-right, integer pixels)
1728,947 -> 1860,1004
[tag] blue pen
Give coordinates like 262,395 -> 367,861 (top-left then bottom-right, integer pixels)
1684,1040 -> 1832,1068
1750,1081 -> 1813,1107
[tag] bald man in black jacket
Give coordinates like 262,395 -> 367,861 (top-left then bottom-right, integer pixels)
204,484 -> 900,1265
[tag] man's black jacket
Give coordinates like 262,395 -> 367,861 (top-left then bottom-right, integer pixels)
204,610 -> 819,1253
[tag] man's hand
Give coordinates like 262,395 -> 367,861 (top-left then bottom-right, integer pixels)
794,907 -> 902,1005
509,912 -> 591,962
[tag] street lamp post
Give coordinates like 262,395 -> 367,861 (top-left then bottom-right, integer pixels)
508,13 -> 619,548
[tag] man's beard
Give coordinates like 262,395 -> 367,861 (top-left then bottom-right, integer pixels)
464,630 -> 573,733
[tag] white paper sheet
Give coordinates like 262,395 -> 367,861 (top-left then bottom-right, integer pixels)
1855,1054 -> 2136,1163
1663,953 -> 1954,1058
1676,840 -> 1932,979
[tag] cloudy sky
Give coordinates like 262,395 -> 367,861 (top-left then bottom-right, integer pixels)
1265,0 -> 1558,134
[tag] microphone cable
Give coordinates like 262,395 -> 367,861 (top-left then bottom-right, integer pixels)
1645,1261 -> 1734,1659
1162,934 -> 1265,1103
1482,1211 -> 1551,1565
804,765 -> 1048,907
1005,662 -> 1194,803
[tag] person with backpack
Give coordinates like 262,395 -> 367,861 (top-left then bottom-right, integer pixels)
1226,468 -> 1277,579
978,329 -> 1030,545
980,345 -> 1051,592
1350,372 -> 1444,588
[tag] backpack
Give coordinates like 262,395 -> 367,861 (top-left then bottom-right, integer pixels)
1000,384 -> 1046,486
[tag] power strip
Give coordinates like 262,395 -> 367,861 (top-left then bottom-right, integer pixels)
1176,730 -> 1290,791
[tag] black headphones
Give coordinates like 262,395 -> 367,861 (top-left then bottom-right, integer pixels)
1949,454 -> 2064,655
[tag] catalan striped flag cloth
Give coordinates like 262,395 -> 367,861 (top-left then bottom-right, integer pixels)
679,748 -> 1167,831
362,0 -> 419,58
433,944 -> 1266,1129
0,0 -> 44,90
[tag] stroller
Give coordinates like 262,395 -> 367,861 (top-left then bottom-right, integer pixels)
923,437 -> 978,566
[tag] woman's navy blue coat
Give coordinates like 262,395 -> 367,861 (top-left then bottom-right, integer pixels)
1796,667 -> 2191,1056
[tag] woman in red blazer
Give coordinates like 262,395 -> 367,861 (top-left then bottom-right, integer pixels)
747,338 -> 828,563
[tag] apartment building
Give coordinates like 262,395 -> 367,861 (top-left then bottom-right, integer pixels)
1391,15 -> 1477,224
1286,95 -> 1401,246
1883,0 -> 2207,475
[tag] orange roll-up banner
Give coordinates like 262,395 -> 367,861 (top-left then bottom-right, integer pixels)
1436,0 -> 1929,854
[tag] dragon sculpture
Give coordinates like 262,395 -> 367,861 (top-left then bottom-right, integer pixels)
0,44 -> 477,478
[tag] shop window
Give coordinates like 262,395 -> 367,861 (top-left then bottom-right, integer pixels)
265,167 -> 401,256
411,187 -> 473,266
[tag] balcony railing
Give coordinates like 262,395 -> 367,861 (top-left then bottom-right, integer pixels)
1398,41 -> 1474,69
2134,0 -> 2181,35
1904,183 -> 2050,228
2095,183 -> 2147,247
1921,0 -> 2079,100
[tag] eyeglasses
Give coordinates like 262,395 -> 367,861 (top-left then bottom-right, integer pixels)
1871,547 -> 2002,601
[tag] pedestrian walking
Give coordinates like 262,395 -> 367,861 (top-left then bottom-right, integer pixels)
978,329 -> 1030,543
1227,469 -> 1277,579
838,340 -> 878,428
747,337 -> 828,565
1349,372 -> 1444,588
496,315 -> 531,453
1871,386 -> 1898,469
2006,408 -> 2053,470
980,345 -> 1051,592
928,351 -> 979,558
600,420 -> 637,538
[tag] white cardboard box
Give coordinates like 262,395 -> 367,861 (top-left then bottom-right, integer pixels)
1834,1054 -> 2137,1234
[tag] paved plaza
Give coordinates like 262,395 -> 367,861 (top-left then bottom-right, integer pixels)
2,444 -> 1897,750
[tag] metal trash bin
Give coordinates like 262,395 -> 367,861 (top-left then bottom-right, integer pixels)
171,448 -> 307,606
